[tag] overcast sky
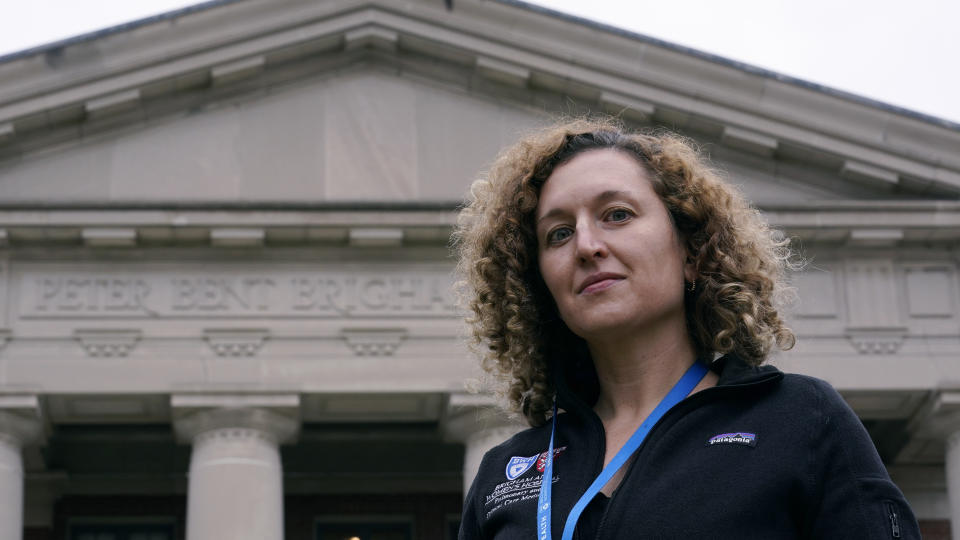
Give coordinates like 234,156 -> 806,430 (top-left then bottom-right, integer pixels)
1,0 -> 958,125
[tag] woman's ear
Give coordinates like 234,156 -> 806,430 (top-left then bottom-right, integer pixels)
683,254 -> 697,284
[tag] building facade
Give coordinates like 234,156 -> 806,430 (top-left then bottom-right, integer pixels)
1,0 -> 960,538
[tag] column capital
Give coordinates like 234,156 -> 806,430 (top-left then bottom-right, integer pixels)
441,392 -> 525,444
911,390 -> 960,439
443,393 -> 527,498
171,393 -> 300,445
0,394 -> 45,448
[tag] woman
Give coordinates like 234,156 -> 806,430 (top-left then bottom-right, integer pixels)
454,119 -> 919,539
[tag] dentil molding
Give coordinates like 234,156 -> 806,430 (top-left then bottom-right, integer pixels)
73,329 -> 141,357
340,327 -> 407,356
203,328 -> 269,357
845,327 -> 908,355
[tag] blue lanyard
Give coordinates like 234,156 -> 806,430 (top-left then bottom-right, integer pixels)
536,361 -> 709,540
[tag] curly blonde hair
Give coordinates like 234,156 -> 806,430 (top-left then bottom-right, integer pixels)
454,118 -> 795,426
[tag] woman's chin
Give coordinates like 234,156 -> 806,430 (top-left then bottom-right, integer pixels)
566,308 -> 687,345
566,317 -> 634,341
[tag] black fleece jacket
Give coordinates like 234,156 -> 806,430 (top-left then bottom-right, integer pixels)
459,355 -> 920,539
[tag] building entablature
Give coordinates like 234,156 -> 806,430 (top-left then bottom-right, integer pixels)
0,249 -> 957,395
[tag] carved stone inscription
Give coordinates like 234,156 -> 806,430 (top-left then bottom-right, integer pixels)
33,277 -> 152,313
20,266 -> 457,318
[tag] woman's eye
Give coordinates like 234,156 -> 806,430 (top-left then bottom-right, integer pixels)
607,209 -> 631,222
547,227 -> 572,244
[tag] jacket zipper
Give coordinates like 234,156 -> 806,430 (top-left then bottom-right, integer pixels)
884,501 -> 901,538
591,501 -> 611,540
588,379 -> 780,540
589,387 -> 716,540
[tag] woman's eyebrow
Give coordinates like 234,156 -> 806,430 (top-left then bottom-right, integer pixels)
594,189 -> 633,204
536,190 -> 634,225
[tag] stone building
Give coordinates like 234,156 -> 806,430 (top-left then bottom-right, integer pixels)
1,0 -> 959,538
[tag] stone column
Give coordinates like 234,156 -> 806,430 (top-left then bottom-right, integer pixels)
946,431 -> 960,540
0,395 -> 44,540
443,393 -> 526,497
173,394 -> 299,540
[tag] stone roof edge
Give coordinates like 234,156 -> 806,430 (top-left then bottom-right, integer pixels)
1,0 -> 955,134
497,0 -> 960,132
0,0 -> 245,65
0,0 -> 956,193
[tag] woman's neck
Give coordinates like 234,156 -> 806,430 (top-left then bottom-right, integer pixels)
588,324 -> 700,424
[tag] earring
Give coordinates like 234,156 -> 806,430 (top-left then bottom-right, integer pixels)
687,279 -> 696,292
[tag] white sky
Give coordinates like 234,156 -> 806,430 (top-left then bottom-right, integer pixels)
1,0 -> 958,125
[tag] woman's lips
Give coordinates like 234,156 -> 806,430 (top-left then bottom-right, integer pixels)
581,277 -> 623,294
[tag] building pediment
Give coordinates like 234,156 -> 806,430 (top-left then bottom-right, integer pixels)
0,68 -> 548,205
0,0 -> 957,206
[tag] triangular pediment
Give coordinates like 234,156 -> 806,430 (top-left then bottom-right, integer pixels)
0,66 -> 926,208
0,68 -> 551,203
0,0 -> 958,206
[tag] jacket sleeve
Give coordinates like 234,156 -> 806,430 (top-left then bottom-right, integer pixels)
804,378 -> 921,539
459,458 -> 486,540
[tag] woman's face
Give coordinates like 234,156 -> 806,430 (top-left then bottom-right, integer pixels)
535,148 -> 693,341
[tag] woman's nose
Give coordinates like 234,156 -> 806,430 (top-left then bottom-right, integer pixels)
575,224 -> 608,261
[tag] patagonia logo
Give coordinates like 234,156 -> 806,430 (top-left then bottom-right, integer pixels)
707,432 -> 757,447
505,446 -> 568,480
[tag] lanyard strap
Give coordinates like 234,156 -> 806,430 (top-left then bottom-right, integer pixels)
537,361 -> 709,540
536,399 -> 557,540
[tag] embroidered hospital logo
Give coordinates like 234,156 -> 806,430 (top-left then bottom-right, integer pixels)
505,446 -> 568,480
535,446 -> 567,472
707,432 -> 757,447
505,454 -> 539,480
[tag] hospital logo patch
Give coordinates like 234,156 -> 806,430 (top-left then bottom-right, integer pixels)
535,446 -> 567,472
505,455 -> 538,480
505,446 -> 568,480
707,432 -> 757,447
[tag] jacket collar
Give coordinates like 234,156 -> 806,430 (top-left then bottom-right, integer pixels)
712,354 -> 784,387
554,352 -> 783,417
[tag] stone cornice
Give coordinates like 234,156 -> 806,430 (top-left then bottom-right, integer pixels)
0,0 -> 957,195
0,204 -> 959,247
0,206 -> 460,225
764,201 -> 960,223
